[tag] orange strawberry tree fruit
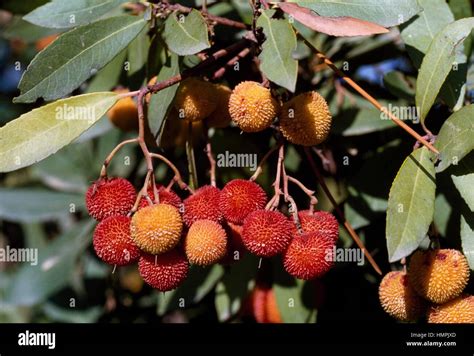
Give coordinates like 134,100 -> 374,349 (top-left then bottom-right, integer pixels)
0,0 -> 472,324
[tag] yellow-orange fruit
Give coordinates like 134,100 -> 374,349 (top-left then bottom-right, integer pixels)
108,89 -> 138,132
185,220 -> 227,266
228,81 -> 279,132
378,271 -> 426,322
131,204 -> 183,255
174,78 -> 217,122
280,91 -> 332,146
409,249 -> 470,304
35,34 -> 58,51
428,295 -> 474,323
206,84 -> 232,128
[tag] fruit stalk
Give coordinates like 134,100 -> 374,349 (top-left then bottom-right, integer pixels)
304,147 -> 382,275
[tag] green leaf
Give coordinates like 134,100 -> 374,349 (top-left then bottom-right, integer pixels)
14,15 -> 146,103
214,254 -> 258,322
86,49 -> 127,93
127,25 -> 150,76
460,213 -> 474,270
0,92 -> 118,172
23,0 -> 129,29
257,10 -> 298,92
162,9 -> 210,56
0,188 -> 85,222
400,0 -> 454,59
452,173 -> 474,211
3,221 -> 94,306
149,51 -> 180,138
332,107 -> 396,136
435,105 -> 474,172
2,16 -> 60,44
415,18 -> 474,123
290,0 -> 421,27
157,265 -> 224,315
383,71 -> 416,100
386,147 -> 436,262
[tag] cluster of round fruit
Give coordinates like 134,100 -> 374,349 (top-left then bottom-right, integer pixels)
379,249 -> 473,323
108,77 -> 332,148
86,176 -> 339,292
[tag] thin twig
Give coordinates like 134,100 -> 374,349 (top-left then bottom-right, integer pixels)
100,138 -> 138,178
250,143 -> 282,181
186,122 -> 198,190
205,142 -> 217,187
298,33 -> 439,155
150,153 -> 193,193
265,145 -> 285,210
212,47 -> 251,80
287,175 -> 318,212
281,163 -> 300,227
304,147 -> 382,275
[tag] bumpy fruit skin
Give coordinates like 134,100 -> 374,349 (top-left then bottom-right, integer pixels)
280,91 -> 332,146
93,216 -> 140,266
183,185 -> 222,227
220,222 -> 246,265
108,89 -> 138,132
409,249 -> 470,304
185,219 -> 227,266
378,271 -> 426,322
242,210 -> 293,257
86,177 -> 136,221
206,84 -> 232,128
138,184 -> 182,210
131,204 -> 183,254
250,285 -> 282,323
283,231 -> 335,280
138,250 -> 189,292
298,210 -> 339,241
220,179 -> 267,224
428,295 -> 474,323
174,78 -> 217,122
228,81 -> 279,132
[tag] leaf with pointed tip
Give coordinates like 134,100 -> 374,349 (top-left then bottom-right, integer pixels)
452,173 -> 474,211
415,18 -> 474,123
435,105 -> 474,172
279,2 -> 388,36
386,147 -> 436,262
162,9 -> 210,56
23,0 -> 129,29
0,92 -> 118,172
257,10 -> 298,92
288,0 -> 421,27
14,15 -> 146,103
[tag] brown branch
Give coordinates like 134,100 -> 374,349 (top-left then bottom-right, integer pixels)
304,147 -> 382,275
287,175 -> 318,212
281,162 -> 300,228
150,153 -> 193,193
205,141 -> 217,187
212,47 -> 251,80
298,33 -> 439,155
100,138 -> 138,178
265,144 -> 284,210
250,143 -> 282,181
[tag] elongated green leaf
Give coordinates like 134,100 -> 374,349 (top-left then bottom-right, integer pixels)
127,25 -> 150,76
332,107 -> 396,136
149,51 -> 180,138
386,147 -> 436,262
452,173 -> 474,211
416,18 -> 474,122
461,214 -> 474,270
401,0 -> 454,57
4,221 -> 94,306
86,49 -> 127,93
162,9 -> 210,56
0,189 -> 85,222
257,10 -> 298,92
2,16 -> 60,44
435,105 -> 474,172
14,15 -> 146,103
23,0 -> 128,29
157,265 -> 224,315
290,0 -> 421,27
0,92 -> 118,172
